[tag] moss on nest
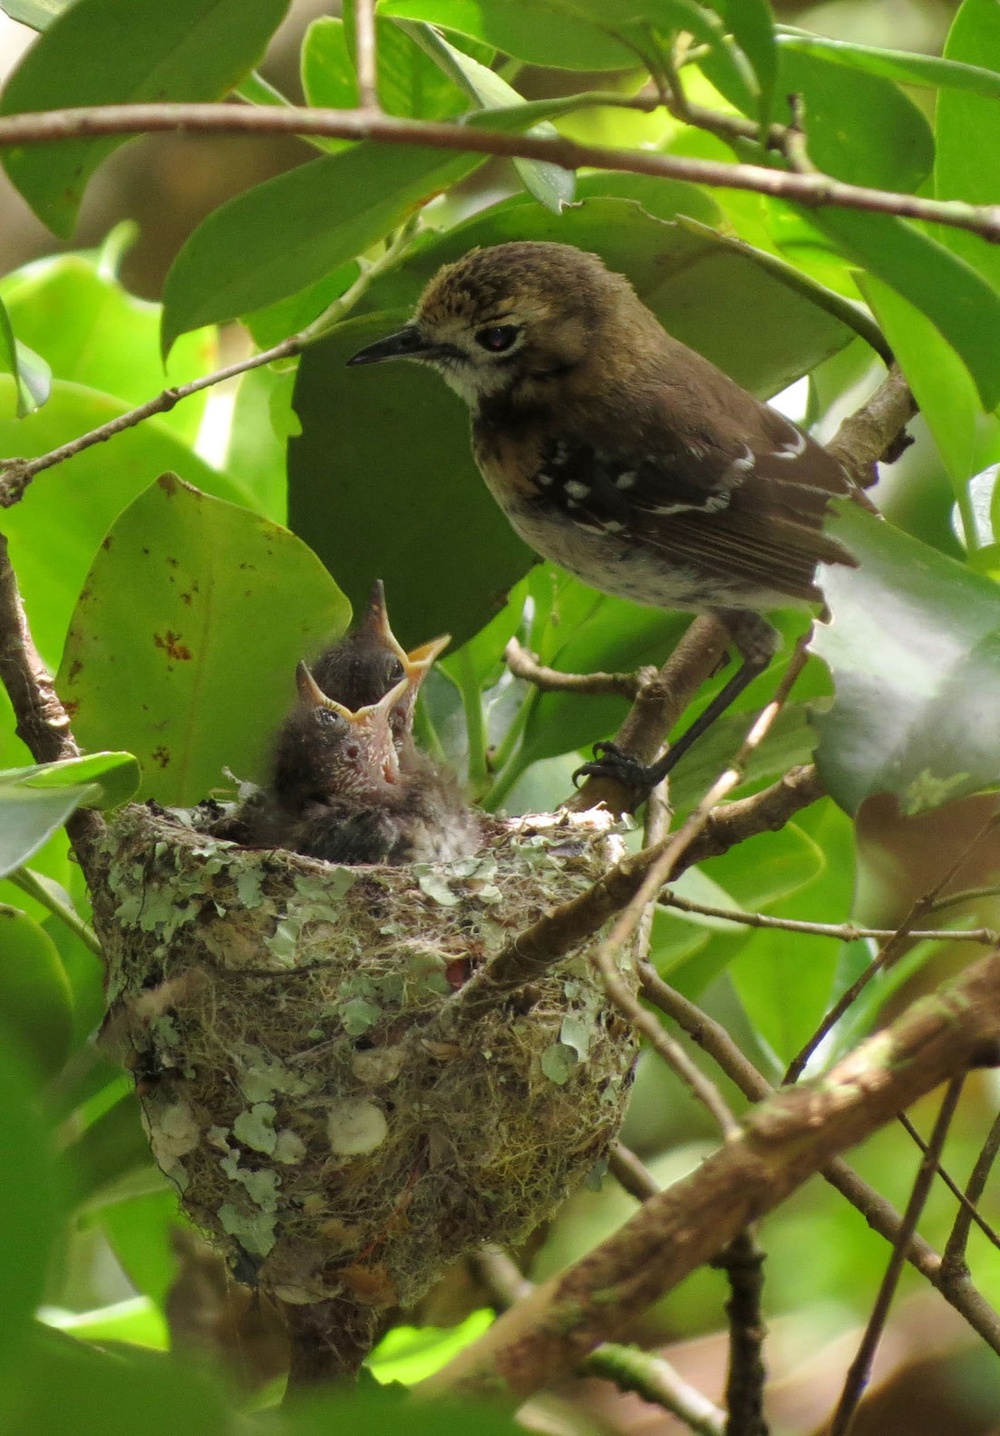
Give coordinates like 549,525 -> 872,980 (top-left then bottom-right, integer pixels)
95,803 -> 639,1319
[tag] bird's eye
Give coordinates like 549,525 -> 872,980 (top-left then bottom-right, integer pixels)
316,709 -> 345,734
474,325 -> 520,353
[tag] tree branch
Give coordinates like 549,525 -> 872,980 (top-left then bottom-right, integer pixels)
418,950 -> 1000,1401
0,104 -> 997,244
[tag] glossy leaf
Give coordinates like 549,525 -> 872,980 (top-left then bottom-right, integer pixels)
0,0 -> 292,237
812,502 -> 1000,815
0,0 -> 66,25
809,209 -> 1000,412
300,16 -> 361,154
160,142 -> 487,352
400,20 -> 574,211
777,46 -> 933,193
935,0 -> 1000,298
716,0 -> 777,126
376,0 -> 640,69
0,908 -> 73,1078
777,28 -> 1000,102
292,192 -> 861,646
860,274 -> 980,500
2,254 -> 217,444
339,10 -> 467,122
0,783 -> 98,878
58,474 -> 352,804
0,297 -> 50,418
0,376 -> 251,668
1,752 -> 140,808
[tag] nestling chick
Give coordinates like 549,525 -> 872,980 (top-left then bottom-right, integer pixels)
349,241 -> 875,796
308,579 -> 481,861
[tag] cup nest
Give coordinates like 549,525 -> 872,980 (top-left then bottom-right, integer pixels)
93,802 -> 640,1321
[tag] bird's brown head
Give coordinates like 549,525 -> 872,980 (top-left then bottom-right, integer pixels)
347,242 -> 641,409
310,580 -> 450,745
271,662 -> 409,806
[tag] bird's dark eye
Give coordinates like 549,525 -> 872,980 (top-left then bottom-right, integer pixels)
316,709 -> 346,734
474,325 -> 520,353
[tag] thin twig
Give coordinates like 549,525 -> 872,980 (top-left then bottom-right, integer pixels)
660,889 -> 996,945
591,638 -> 811,996
828,1076 -> 966,1436
504,636 -> 647,699
712,1230 -> 768,1436
0,334 -> 295,507
637,965 -> 1000,1354
608,1144 -> 659,1202
0,104 -> 997,243
896,1112 -> 1000,1254
942,1110 -> 1000,1279
468,1248 -> 727,1434
930,884 -> 1000,915
784,809 -> 1000,1083
353,0 -> 379,112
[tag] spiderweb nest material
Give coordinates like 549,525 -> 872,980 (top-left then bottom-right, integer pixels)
93,803 -> 640,1328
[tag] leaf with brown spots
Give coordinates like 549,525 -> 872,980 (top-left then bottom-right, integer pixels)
58,475 -> 351,804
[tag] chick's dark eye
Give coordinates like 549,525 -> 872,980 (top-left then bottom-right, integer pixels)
474,324 -> 520,353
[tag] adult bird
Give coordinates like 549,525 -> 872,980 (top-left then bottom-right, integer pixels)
348,241 -> 873,798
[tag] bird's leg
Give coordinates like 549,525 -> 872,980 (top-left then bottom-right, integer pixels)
572,612 -> 779,804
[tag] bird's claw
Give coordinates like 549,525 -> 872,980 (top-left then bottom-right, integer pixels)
572,742 -> 653,795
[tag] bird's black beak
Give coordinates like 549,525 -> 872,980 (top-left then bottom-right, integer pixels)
347,325 -> 435,366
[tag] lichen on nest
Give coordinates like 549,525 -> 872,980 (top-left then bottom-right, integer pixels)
94,802 -> 640,1320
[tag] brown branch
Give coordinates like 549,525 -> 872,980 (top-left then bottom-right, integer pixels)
827,363 -> 917,483
0,533 -> 78,765
568,616 -> 731,817
638,965 -> 1000,1355
504,636 -> 648,699
608,1143 -> 659,1202
942,1110 -> 1000,1280
0,104 -> 997,243
829,1076 -> 966,1436
354,0 -> 379,113
712,1230 -> 768,1436
417,950 -> 1000,1401
896,1111 -> 1000,1254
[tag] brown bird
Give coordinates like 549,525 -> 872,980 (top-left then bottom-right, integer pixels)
348,241 -> 873,796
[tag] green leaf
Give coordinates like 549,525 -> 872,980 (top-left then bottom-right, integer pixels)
2,253 -> 217,444
400,20 -> 574,211
860,274 -> 980,501
161,142 -> 487,352
0,752 -> 140,809
0,298 -> 50,419
0,375 -> 252,669
0,0 -> 292,238
300,16 -> 360,154
728,801 -> 856,1062
812,502 -> 1000,815
716,0 -> 777,127
0,0 -> 67,26
935,0 -> 1000,298
376,0 -> 640,69
808,209 -> 1000,412
0,1037 -> 60,1385
0,784 -> 100,877
341,9 -> 467,122
0,908 -> 73,1078
58,473 -> 352,804
777,46 -> 933,193
777,28 -> 1000,102
292,191 -> 861,646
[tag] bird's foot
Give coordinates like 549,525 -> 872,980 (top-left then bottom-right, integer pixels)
572,742 -> 658,799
